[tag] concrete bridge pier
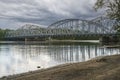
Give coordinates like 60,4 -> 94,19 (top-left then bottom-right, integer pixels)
25,38 -> 28,42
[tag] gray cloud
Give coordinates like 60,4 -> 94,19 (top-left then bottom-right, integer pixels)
0,0 -> 103,29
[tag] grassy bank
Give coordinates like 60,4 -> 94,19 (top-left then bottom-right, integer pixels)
1,54 -> 120,80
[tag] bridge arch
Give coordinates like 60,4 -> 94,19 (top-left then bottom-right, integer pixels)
48,18 -> 115,34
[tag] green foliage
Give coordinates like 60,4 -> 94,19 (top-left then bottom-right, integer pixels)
94,0 -> 120,31
0,29 -> 9,40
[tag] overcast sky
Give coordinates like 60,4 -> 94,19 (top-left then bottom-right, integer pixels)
0,0 -> 104,29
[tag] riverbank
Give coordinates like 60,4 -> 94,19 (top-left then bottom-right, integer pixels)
1,54 -> 120,80
47,40 -> 99,43
0,40 -> 99,45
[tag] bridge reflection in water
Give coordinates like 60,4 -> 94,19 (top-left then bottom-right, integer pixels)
0,42 -> 120,77
15,43 -> 120,64
43,45 -> 119,63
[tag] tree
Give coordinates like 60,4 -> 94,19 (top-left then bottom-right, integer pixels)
0,29 -> 10,40
94,0 -> 120,31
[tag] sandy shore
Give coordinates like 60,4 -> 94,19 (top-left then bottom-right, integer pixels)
1,54 -> 120,80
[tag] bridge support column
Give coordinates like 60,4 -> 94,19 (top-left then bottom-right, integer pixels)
25,38 -> 28,42
48,37 -> 52,40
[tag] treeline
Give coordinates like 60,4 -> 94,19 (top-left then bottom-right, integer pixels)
0,29 -> 10,40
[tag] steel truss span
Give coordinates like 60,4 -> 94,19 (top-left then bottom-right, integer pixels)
5,17 -> 117,38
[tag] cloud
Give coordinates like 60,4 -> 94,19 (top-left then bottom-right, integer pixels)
0,0 -> 103,29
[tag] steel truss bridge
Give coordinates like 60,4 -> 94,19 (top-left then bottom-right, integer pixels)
5,17 -> 119,41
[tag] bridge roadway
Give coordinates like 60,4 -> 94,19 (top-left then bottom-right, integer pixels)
5,33 -> 118,41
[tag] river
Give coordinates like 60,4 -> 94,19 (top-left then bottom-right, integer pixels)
0,41 -> 120,77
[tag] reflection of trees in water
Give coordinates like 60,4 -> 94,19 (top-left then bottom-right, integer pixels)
14,44 -> 120,63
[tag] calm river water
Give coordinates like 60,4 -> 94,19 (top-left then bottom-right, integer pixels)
0,41 -> 120,77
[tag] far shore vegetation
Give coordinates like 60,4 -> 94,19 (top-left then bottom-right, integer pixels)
0,28 -> 10,40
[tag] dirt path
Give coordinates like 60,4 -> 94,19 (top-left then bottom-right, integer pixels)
1,55 -> 120,80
